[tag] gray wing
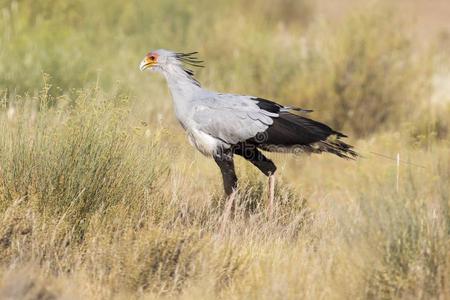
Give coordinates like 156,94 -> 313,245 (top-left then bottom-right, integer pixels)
192,93 -> 279,146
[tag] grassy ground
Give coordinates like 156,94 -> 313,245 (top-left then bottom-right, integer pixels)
0,0 -> 449,299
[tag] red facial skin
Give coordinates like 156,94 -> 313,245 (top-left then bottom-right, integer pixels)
145,52 -> 159,64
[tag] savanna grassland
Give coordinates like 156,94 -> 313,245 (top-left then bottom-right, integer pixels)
0,0 -> 449,299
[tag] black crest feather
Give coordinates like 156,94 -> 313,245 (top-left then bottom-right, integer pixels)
175,52 -> 205,68
175,51 -> 204,86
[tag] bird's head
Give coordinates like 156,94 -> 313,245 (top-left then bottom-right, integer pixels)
139,49 -> 203,73
139,49 -> 204,86
139,49 -> 167,72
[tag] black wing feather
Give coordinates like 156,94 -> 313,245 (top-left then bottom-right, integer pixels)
249,98 -> 357,159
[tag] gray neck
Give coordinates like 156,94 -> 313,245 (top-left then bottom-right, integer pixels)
163,65 -> 200,96
162,64 -> 202,125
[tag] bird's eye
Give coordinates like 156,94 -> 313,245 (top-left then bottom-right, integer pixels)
149,56 -> 156,61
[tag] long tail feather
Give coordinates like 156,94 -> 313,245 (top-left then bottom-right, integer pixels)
255,112 -> 358,159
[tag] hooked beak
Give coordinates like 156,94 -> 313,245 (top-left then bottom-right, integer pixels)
139,57 -> 155,71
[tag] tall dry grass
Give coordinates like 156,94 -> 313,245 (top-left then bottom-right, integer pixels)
0,0 -> 449,299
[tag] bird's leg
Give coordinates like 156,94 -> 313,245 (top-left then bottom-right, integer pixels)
214,151 -> 238,233
214,151 -> 238,196
268,173 -> 275,218
234,144 -> 277,217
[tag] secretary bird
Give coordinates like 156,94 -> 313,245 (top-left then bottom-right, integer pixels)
139,49 -> 357,212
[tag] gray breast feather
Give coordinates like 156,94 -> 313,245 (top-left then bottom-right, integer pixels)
192,94 -> 279,145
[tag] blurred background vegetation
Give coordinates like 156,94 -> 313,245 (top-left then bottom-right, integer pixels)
0,0 -> 449,299
1,0 -> 449,137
